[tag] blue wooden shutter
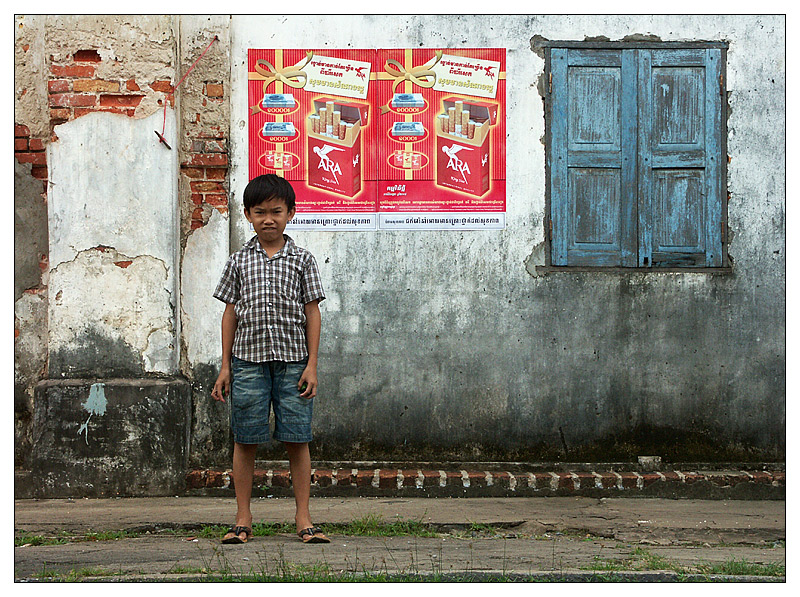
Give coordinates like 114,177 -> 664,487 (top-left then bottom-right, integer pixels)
550,48 -> 637,266
637,48 -> 724,267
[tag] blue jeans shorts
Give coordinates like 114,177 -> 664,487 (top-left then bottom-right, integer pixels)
230,355 -> 313,444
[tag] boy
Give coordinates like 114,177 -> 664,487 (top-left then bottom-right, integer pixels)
211,174 -> 328,545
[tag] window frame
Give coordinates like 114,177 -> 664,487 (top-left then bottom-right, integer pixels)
538,40 -> 731,273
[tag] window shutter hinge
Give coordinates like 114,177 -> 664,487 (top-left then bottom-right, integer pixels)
721,221 -> 725,240
549,219 -> 553,240
549,72 -> 552,94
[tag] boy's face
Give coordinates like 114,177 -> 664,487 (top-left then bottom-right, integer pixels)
245,197 -> 295,245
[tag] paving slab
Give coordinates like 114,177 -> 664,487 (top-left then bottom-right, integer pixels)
14,496 -> 786,582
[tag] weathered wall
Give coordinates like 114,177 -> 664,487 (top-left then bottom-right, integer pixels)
14,16 -> 785,489
14,15 -> 192,492
225,15 -> 785,462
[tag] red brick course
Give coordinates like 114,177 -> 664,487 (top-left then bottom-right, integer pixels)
185,466 -> 786,497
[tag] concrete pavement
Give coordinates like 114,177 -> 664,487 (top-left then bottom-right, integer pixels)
14,495 -> 786,581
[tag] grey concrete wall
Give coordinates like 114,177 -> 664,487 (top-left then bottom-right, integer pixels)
226,15 -> 785,462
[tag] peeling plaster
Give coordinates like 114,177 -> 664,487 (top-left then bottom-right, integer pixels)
180,208 -> 228,368
49,248 -> 176,375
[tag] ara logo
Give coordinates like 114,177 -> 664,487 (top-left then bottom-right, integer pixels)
313,144 -> 345,184
353,153 -> 360,168
442,143 -> 472,183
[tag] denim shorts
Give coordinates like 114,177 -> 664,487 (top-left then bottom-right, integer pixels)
230,355 -> 313,444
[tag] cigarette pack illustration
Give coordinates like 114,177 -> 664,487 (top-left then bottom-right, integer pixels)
306,96 -> 370,197
435,96 -> 498,197
261,93 -> 297,109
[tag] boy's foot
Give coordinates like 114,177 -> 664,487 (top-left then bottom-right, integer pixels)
222,525 -> 252,544
298,526 -> 330,543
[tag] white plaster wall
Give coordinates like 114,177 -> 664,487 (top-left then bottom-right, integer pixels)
181,208 -> 228,366
47,110 -> 180,374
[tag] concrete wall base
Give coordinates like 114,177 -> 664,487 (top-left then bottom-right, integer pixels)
27,378 -> 191,498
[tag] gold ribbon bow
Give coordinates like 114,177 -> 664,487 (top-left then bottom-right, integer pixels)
380,50 -> 443,114
250,51 -> 313,114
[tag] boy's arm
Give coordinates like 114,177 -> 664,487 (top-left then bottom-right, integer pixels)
298,299 -> 321,398
211,303 -> 238,402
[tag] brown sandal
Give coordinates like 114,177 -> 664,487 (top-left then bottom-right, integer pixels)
298,526 -> 330,543
222,525 -> 252,544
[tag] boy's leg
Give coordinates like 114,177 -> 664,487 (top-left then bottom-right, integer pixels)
224,441 -> 257,541
284,441 -> 312,532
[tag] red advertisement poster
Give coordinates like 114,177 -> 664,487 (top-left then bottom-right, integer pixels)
248,49 -> 379,230
247,48 -> 506,231
375,48 -> 506,230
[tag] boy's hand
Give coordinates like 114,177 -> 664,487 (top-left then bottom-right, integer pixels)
212,369 -> 231,403
298,366 -> 317,399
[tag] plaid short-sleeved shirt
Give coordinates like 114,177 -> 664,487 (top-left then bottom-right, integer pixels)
213,235 -> 325,363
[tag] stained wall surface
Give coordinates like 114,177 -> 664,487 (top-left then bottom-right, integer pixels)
13,16 -> 785,486
227,15 -> 785,461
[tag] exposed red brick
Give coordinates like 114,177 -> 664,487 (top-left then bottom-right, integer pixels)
28,138 -> 45,151
190,180 -> 225,193
15,152 -> 47,166
421,470 -> 441,487
206,168 -> 228,180
400,470 -> 419,487
333,469 -> 355,487
185,470 -> 205,489
73,49 -> 101,62
445,470 -> 462,484
272,470 -> 291,488
190,193 -> 204,206
99,94 -> 144,108
31,166 -> 48,180
15,124 -> 31,137
619,473 -> 639,489
205,194 -> 228,208
15,138 -> 28,151
50,64 -> 96,78
72,108 -> 96,118
15,329 -> 20,339
74,79 -> 120,93
205,82 -> 224,97
48,79 -> 70,93
126,79 -> 140,91
184,153 -> 228,167
640,473 -> 662,487
182,167 -> 205,180
114,260 -> 133,269
313,469 -> 332,487
573,472 -> 596,488
21,44 -> 29,52
378,470 -> 396,489
190,221 -> 204,230
749,471 -> 772,484
682,473 -> 703,484
150,80 -> 173,93
355,470 -> 374,487
50,93 -> 97,108
49,108 -> 71,121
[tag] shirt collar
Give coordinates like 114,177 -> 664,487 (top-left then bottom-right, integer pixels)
245,234 -> 298,257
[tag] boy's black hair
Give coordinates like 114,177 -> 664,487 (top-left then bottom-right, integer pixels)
243,174 -> 296,211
